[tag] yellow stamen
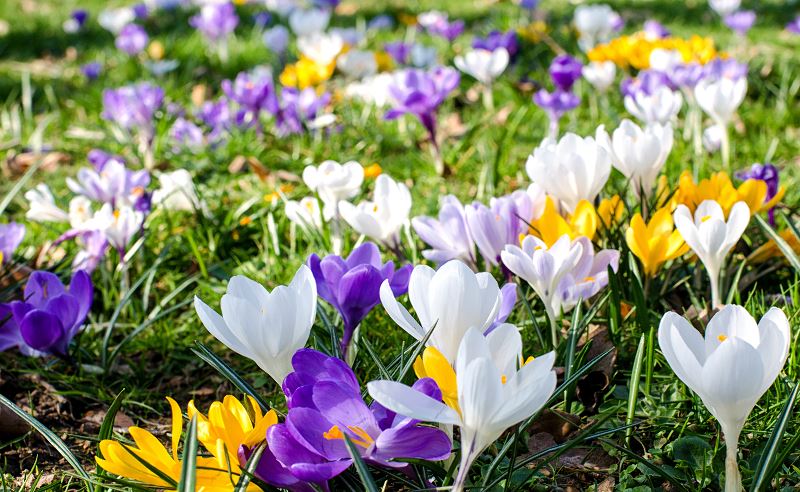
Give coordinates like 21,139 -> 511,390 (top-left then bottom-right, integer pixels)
501,375 -> 507,384
583,276 -> 596,282
701,215 -> 712,223
717,334 -> 728,342
323,425 -> 374,448
239,216 -> 252,226
372,205 -> 379,213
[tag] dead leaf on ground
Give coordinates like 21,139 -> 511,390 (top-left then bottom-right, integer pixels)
5,151 -> 70,175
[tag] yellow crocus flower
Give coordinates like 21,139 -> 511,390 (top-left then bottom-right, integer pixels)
364,163 -> 382,179
625,207 -> 689,277
529,196 -> 597,247
748,229 -> 800,264
674,171 -> 785,217
414,346 -> 460,414
96,396 -> 276,491
517,20 -> 549,43
597,195 -> 625,229
279,57 -> 335,89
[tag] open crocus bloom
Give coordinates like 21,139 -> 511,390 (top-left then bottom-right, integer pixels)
454,48 -> 509,85
302,160 -> 364,220
368,326 -> 556,492
338,174 -> 411,250
380,260 -> 501,363
625,207 -> 689,277
412,194 -> 475,267
194,264 -> 317,385
624,86 -> 683,126
658,305 -> 789,492
673,200 -> 749,307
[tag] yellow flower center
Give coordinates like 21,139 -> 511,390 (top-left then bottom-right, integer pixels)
323,425 -> 375,448
717,334 -> 728,342
583,276 -> 595,282
701,215 -> 712,223
372,204 -> 379,213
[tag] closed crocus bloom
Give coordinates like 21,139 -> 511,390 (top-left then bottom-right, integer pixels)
454,48 -> 509,86
298,32 -> 344,66
115,24 -> 148,55
574,4 -> 619,51
673,200 -> 750,308
624,86 -> 683,126
336,49 -> 378,79
338,174 -> 411,250
288,8 -> 330,37
582,60 -> 616,92
285,196 -> 324,232
25,184 -> 69,223
598,119 -> 674,198
625,207 -> 689,277
412,194 -> 475,267
193,264 -> 317,385
501,234 -> 583,345
303,160 -> 364,220
658,305 -> 789,492
526,132 -> 611,213
0,222 -> 25,264
695,73 -> 747,126
368,326 -> 557,492
95,204 -> 144,255
529,196 -> 598,246
380,260 -> 501,363
556,236 -> 620,314
151,170 -> 205,213
708,0 -> 741,16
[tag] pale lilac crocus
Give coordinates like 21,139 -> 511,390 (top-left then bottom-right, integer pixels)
724,10 -> 755,36
412,194 -> 475,268
787,16 -> 800,34
66,160 -> 150,209
534,89 -> 580,140
169,117 -> 204,152
222,70 -> 279,130
736,163 -> 779,224
190,2 -> 239,61
384,41 -> 412,65
101,83 -> 164,169
643,19 -> 670,40
276,88 -> 332,136
115,24 -> 148,55
81,62 -> 102,81
0,223 -> 25,264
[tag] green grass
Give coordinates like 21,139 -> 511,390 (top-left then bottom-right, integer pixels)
1,0 -> 800,490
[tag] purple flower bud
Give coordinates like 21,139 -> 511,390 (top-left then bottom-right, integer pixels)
80,62 -> 102,81
189,2 -> 238,42
473,30 -> 519,59
262,25 -> 289,54
72,9 -> 88,27
384,41 -> 412,65
549,54 -> 583,91
170,117 -> 204,151
736,162 -> 779,224
101,82 -> 164,137
115,24 -> 148,55
132,3 -> 149,20
724,10 -> 756,36
788,15 -> 800,34
0,222 -> 25,264
643,19 -> 670,39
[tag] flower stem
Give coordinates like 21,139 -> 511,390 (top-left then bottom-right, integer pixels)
723,427 -> 742,492
709,268 -> 721,309
544,300 -> 559,349
452,438 -> 476,492
548,115 -> 559,141
431,141 -> 445,176
720,122 -> 731,172
482,85 -> 494,111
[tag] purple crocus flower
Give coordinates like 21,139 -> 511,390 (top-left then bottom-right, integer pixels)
81,62 -> 102,81
385,67 -> 460,153
464,197 -> 522,268
101,82 -> 164,138
222,70 -> 279,129
263,25 -> 290,55
412,195 -> 475,267
87,149 -> 122,171
787,15 -> 800,34
307,242 -> 411,358
66,159 -> 150,208
197,98 -> 232,139
132,3 -> 149,20
72,231 -> 108,273
473,30 -> 519,59
0,223 -> 25,264
276,88 -> 331,136
115,24 -> 148,56
533,89 -> 580,139
72,9 -> 88,27
643,19 -> 670,39
169,117 -> 204,151
253,11 -> 271,28
0,270 -> 93,357
245,349 -> 451,490
424,18 -> 464,42
549,54 -> 583,91
486,282 -> 518,334
702,58 -> 748,81
669,62 -> 705,90
384,41 -> 411,65
724,10 -> 756,36
736,163 -> 780,224
189,2 -> 239,42
620,69 -> 672,97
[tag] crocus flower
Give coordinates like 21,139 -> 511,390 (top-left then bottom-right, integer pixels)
302,160 -> 364,221
673,200 -> 750,308
384,41 -> 412,65
472,30 -> 519,58
724,10 -> 755,36
787,16 -> 800,34
190,2 -> 239,42
308,242 -> 412,359
526,132 -> 611,213
94,204 -> 145,257
368,326 -> 556,492
257,349 -> 451,490
582,61 -> 616,92
263,25 -> 290,55
0,223 -> 25,264
574,4 -> 620,51
464,195 -> 529,268
0,270 -> 92,357
102,83 -> 164,168
297,32 -> 343,66
169,117 -> 204,152
626,207 -> 688,277
597,119 -> 674,198
643,19 -> 670,40
72,230 -> 108,273
286,197 -> 324,233
98,7 -> 136,34
338,174 -> 411,251
222,70 -> 279,129
380,260 -> 501,363
336,50 -> 378,79
25,184 -> 69,223
81,62 -> 102,81
549,54 -> 583,91
412,194 -> 475,267
194,265 -> 317,386
97,395 -> 276,490
63,9 -> 88,33
658,305 -> 789,492
418,11 -> 464,41
621,69 -> 673,98
624,85 -> 683,126
115,24 -> 148,55
454,48 -> 509,108
385,67 -> 460,174
410,44 -> 438,68
275,87 -> 332,135
695,61 -> 747,169
66,160 -> 150,208
735,163 -> 779,224
708,0 -> 741,17
288,8 -> 330,37
556,236 -> 619,314
151,170 -> 205,213
533,89 -> 580,139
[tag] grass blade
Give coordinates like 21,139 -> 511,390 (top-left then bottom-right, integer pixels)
750,383 -> 800,491
234,442 -> 265,491
754,214 -> 800,272
0,393 -> 93,490
192,342 -> 272,413
600,438 -> 690,492
343,435 -> 380,492
177,415 -> 199,492
626,335 -> 646,446
98,388 -> 127,443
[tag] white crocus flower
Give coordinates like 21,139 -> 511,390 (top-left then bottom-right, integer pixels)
658,305 -> 789,492
344,72 -> 396,107
336,50 -> 378,79
501,235 -> 583,345
454,48 -> 509,86
368,326 -> 557,492
582,61 -> 616,92
297,32 -> 343,65
573,4 -> 619,51
151,170 -> 206,213
288,8 -> 330,37
673,200 -> 750,308
338,174 -> 411,250
194,265 -> 317,385
379,260 -> 501,363
597,119 -> 674,198
25,184 -> 69,223
695,77 -> 747,127
95,204 -> 144,253
648,48 -> 683,72
285,196 -> 323,232
410,44 -> 438,68
302,160 -> 364,220
525,132 -> 611,213
68,196 -> 94,229
98,7 -> 136,34
624,86 -> 683,126
708,0 -> 741,16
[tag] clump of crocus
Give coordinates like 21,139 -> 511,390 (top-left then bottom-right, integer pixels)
534,55 -> 582,139
385,67 -> 460,175
307,242 -> 412,361
221,69 -> 279,131
101,83 -> 164,169
417,10 -> 464,41
658,305 -> 789,492
0,222 -> 25,265
250,349 -> 452,490
0,270 -> 92,357
189,1 -> 239,62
